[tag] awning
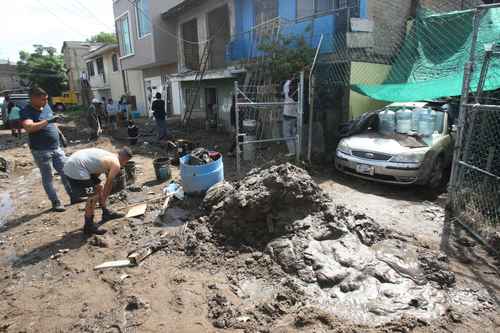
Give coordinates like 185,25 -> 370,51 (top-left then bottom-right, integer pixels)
352,8 -> 500,102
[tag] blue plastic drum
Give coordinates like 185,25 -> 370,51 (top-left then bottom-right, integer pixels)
180,154 -> 224,195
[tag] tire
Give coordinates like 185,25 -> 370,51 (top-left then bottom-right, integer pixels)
428,155 -> 445,190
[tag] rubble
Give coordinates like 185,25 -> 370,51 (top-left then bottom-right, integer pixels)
187,163 -> 482,328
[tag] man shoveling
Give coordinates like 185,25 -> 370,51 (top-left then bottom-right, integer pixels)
63,147 -> 132,235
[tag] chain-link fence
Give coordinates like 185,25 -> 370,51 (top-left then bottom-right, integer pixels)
449,3 -> 500,246
450,104 -> 500,240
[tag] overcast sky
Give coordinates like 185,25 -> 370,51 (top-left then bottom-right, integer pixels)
0,0 -> 116,61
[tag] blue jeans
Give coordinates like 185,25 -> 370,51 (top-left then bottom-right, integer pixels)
155,118 -> 168,139
32,148 -> 72,205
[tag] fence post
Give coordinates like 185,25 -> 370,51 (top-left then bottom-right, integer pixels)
234,81 -> 241,175
449,8 -> 482,198
297,71 -> 305,163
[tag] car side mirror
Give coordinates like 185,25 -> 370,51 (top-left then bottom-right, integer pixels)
451,124 -> 458,133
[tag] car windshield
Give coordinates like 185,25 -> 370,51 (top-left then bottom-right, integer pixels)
378,107 -> 445,137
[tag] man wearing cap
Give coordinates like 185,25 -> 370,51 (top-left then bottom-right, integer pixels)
21,86 -> 75,212
63,147 -> 132,235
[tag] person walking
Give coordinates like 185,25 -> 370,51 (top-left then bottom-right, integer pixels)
7,101 -> 22,138
88,99 -> 102,140
20,86 -> 75,212
63,147 -> 132,235
152,93 -> 167,140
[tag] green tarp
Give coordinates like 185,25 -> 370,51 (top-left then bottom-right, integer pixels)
352,8 -> 500,102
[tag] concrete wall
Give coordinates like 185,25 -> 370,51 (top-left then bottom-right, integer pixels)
175,0 -> 236,71
88,49 -> 125,103
0,64 -> 21,91
366,0 -> 414,60
125,69 -> 146,115
349,62 -> 391,119
113,0 -> 182,70
63,46 -> 91,96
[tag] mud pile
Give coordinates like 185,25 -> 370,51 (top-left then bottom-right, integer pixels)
193,164 -> 486,328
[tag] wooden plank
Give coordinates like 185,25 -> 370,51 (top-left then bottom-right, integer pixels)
128,248 -> 154,265
94,260 -> 133,270
126,203 -> 148,218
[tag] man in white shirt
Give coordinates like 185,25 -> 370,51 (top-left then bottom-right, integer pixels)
282,78 -> 298,156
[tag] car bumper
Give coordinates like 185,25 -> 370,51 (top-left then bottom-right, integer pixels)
335,151 -> 422,185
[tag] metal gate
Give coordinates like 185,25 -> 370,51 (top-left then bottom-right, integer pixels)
234,72 -> 305,174
449,3 -> 500,245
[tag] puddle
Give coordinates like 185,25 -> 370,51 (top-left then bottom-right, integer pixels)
0,192 -> 15,228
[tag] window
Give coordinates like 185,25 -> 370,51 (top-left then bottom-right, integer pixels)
86,61 -> 95,76
96,57 -> 104,74
296,0 -> 360,18
116,13 -> 133,57
254,0 -> 278,26
136,0 -> 151,38
182,19 -> 200,70
112,54 -> 119,72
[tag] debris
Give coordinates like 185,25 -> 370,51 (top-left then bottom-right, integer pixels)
89,235 -> 109,248
120,274 -> 130,282
163,182 -> 184,201
94,260 -> 134,270
128,247 -> 154,265
126,204 -> 148,218
189,148 -> 213,165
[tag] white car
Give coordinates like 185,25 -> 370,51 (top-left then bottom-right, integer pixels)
335,102 -> 455,188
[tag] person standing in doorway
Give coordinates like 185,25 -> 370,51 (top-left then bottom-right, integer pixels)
282,77 -> 298,157
20,86 -> 75,212
152,93 -> 167,140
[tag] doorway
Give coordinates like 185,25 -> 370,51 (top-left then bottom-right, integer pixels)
205,87 -> 218,128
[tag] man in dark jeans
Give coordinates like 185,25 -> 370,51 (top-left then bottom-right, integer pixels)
21,86 -> 75,212
152,93 -> 167,140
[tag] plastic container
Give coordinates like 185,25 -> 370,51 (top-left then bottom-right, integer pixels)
418,109 -> 434,137
180,153 -> 224,195
243,135 -> 256,161
412,108 -> 422,132
242,119 -> 257,136
396,109 -> 412,134
153,158 -> 171,182
131,111 -> 141,119
379,109 -> 396,135
433,111 -> 445,133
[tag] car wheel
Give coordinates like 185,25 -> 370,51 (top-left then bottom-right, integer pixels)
428,155 -> 445,190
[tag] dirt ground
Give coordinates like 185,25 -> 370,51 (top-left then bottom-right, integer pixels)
0,117 -> 499,333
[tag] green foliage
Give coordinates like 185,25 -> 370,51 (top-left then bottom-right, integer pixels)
17,45 -> 67,97
255,33 -> 315,83
87,32 -> 117,44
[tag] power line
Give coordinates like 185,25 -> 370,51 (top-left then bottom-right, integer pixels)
33,0 -> 89,39
69,0 -> 116,32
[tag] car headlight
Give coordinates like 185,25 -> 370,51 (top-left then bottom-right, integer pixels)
390,153 -> 425,163
337,140 -> 352,155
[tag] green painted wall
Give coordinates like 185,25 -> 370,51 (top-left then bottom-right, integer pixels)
349,62 -> 392,119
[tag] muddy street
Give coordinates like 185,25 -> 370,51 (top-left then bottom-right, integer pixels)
0,123 -> 499,333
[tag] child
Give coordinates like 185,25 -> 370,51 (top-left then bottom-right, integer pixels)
128,120 -> 139,145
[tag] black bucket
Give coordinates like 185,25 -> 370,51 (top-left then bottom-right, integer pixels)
123,161 -> 136,185
153,158 -> 171,182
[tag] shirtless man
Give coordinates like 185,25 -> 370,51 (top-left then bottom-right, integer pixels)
63,147 -> 132,235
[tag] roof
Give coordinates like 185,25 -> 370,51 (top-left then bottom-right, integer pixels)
162,0 -> 205,19
84,44 -> 119,60
61,41 -> 103,53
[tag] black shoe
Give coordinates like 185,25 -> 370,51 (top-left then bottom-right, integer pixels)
102,209 -> 125,222
52,202 -> 66,212
70,197 -> 85,205
84,217 -> 107,235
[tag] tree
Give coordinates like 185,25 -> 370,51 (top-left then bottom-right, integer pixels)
255,33 -> 315,83
17,45 -> 67,97
87,32 -> 117,44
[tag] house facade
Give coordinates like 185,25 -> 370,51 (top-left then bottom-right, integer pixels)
0,61 -> 22,92
61,41 -> 103,103
113,0 -> 184,117
84,44 -> 126,102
